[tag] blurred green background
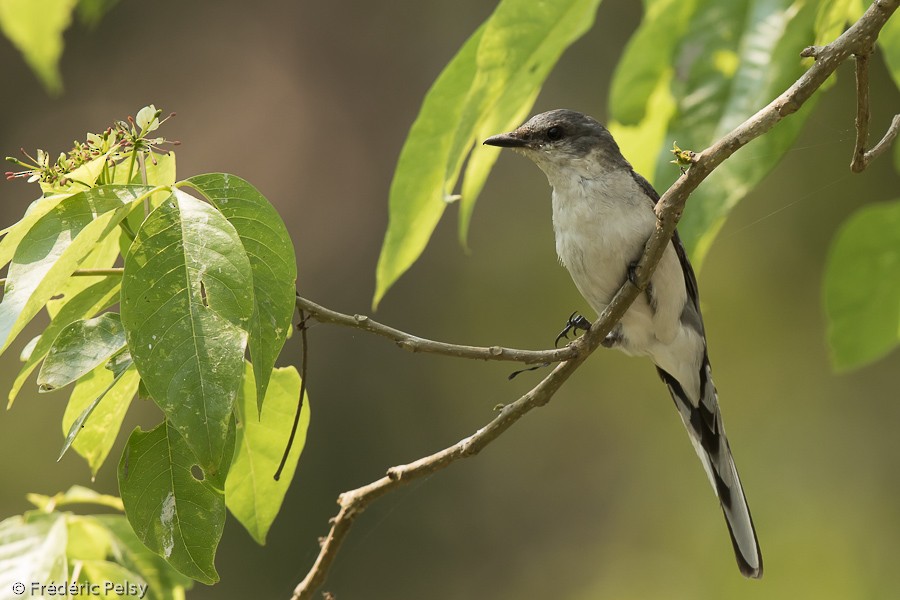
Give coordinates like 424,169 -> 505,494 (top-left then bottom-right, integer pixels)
1,1 -> 899,598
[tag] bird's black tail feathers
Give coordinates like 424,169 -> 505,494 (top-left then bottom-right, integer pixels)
656,356 -> 763,579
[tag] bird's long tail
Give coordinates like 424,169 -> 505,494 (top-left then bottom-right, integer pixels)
656,355 -> 763,579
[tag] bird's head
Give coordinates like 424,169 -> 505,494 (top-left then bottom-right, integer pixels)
483,109 -> 628,182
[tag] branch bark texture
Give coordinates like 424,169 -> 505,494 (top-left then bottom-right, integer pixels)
292,2 -> 900,597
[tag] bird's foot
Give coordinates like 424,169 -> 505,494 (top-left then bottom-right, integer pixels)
627,261 -> 655,307
555,311 -> 592,347
601,324 -> 623,348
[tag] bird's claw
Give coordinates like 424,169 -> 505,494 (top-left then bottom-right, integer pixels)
555,311 -> 592,347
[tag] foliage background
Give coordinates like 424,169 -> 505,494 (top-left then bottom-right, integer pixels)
0,1 -> 898,598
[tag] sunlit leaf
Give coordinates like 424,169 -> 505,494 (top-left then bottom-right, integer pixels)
608,0 -> 822,268
374,0 -> 603,308
76,0 -> 121,27
77,559 -> 148,597
184,173 -> 297,410
38,313 -> 126,392
94,515 -> 194,600
26,485 -> 124,512
823,199 -> 900,371
0,0 -> 77,93
8,276 -> 120,407
226,364 -> 309,544
66,514 -> 114,560
118,421 -> 228,584
60,362 -> 138,474
121,190 -> 253,476
0,185 -> 153,357
863,0 -> 900,88
0,512 -> 68,594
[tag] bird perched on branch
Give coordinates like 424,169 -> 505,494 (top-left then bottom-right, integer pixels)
484,109 -> 762,579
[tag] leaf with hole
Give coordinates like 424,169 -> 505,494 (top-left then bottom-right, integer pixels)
121,190 -> 253,476
184,173 -> 297,411
118,420 -> 231,584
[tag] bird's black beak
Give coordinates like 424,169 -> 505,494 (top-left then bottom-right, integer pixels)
483,131 -> 529,148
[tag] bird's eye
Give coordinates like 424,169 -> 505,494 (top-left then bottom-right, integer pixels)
546,126 -> 564,141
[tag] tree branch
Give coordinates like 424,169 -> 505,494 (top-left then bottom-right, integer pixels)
850,46 -> 900,172
295,294 -> 577,365
291,2 -> 899,597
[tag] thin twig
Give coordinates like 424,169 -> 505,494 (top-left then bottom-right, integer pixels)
275,309 -> 308,481
295,294 -> 578,365
850,44 -> 900,172
862,113 -> 900,166
291,2 -> 900,597
851,52 -> 872,172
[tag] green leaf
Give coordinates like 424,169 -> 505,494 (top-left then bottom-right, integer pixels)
76,0 -> 120,27
116,151 -> 178,258
40,151 -> 112,195
0,185 -> 153,357
226,364 -> 309,544
118,421 -> 227,584
94,515 -> 194,600
823,199 -> 900,371
0,0 -> 77,93
608,0 -> 821,268
0,191 -> 74,269
38,313 -> 126,392
184,173 -> 298,410
77,559 -> 148,597
374,0 -> 603,309
45,218 -> 121,319
26,485 -> 124,512
0,512 -> 68,592
8,276 -> 120,407
872,0 -> 900,88
60,362 -> 139,474
66,514 -> 114,560
121,190 -> 253,476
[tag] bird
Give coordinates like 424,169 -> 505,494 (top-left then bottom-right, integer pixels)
483,109 -> 762,578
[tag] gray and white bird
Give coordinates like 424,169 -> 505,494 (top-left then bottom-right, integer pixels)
484,109 -> 762,578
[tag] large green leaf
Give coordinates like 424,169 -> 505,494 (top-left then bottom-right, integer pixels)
0,0 -> 77,93
609,0 -> 822,267
118,421 -> 228,584
823,199 -> 900,371
184,173 -> 297,410
374,0 -> 603,308
120,190 -> 253,476
0,185 -> 153,356
8,276 -> 120,407
60,361 -> 139,474
0,512 -> 68,594
37,313 -> 126,391
226,364 -> 309,544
